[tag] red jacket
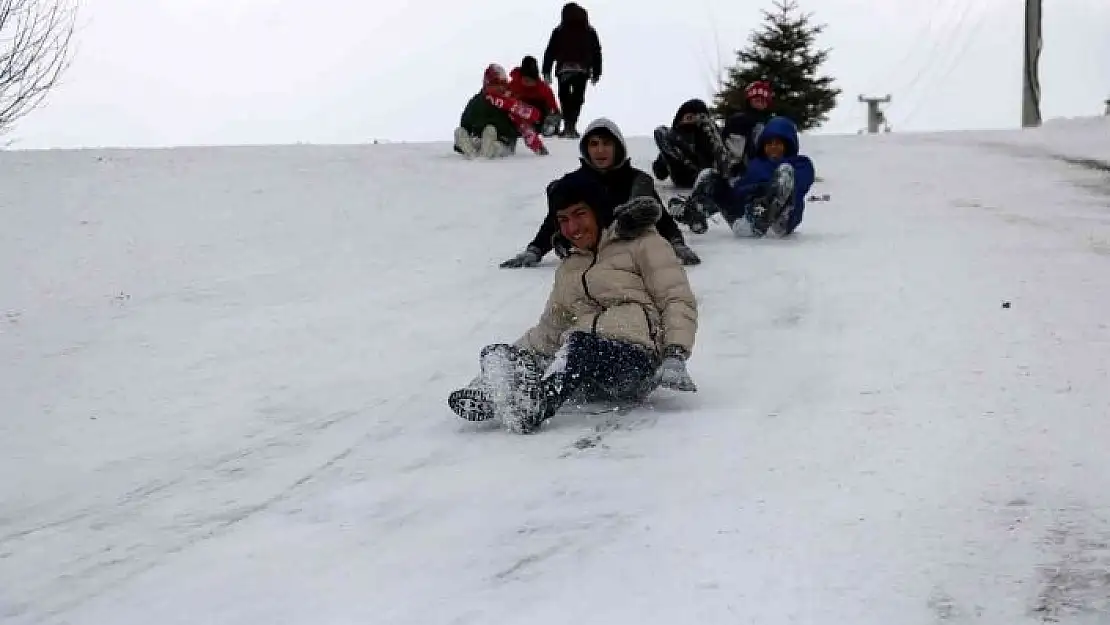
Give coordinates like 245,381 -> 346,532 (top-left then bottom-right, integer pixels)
482,85 -> 546,154
509,68 -> 559,115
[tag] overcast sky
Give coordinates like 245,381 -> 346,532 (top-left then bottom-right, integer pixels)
7,0 -> 1110,149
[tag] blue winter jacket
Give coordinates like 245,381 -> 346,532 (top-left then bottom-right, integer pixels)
730,116 -> 816,234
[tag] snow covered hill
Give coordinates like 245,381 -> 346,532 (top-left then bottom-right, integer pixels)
2,118 -> 1109,625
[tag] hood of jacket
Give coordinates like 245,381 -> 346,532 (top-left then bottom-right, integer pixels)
672,98 -> 710,128
756,115 -> 800,157
578,117 -> 630,170
560,2 -> 589,25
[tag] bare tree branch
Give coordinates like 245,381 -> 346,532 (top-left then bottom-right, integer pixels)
0,0 -> 78,136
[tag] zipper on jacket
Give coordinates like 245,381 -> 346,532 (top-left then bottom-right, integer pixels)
581,251 -> 604,334
641,306 -> 658,352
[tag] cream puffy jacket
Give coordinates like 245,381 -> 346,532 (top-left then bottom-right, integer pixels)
516,198 -> 698,359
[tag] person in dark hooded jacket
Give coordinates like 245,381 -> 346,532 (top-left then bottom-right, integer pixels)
671,115 -> 815,238
651,98 -> 738,189
541,2 -> 603,139
499,117 -> 701,268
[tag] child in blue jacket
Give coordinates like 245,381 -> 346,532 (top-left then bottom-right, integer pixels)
668,115 -> 815,238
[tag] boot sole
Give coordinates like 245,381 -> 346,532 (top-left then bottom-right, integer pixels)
448,387 -> 495,421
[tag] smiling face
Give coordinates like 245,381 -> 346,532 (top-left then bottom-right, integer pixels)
763,137 -> 786,160
556,202 -> 599,251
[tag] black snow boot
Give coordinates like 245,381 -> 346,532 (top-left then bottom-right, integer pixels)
748,163 -> 796,237
666,168 -> 723,234
448,344 -> 552,433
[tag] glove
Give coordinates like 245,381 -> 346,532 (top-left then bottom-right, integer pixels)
541,112 -> 563,137
654,345 -> 697,392
671,240 -> 701,266
499,245 -> 542,268
651,156 -> 670,181
612,196 -> 662,241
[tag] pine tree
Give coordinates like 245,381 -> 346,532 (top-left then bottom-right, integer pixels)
712,0 -> 840,131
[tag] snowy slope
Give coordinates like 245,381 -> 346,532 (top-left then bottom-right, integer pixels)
2,119 -> 1109,625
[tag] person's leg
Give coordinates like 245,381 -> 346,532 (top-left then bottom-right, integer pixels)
535,332 -> 656,421
748,163 -> 796,237
454,127 -> 479,158
447,343 -> 548,424
478,125 -> 514,158
557,72 -> 589,137
696,115 -> 740,177
667,168 -> 734,234
653,126 -> 699,188
449,333 -> 656,433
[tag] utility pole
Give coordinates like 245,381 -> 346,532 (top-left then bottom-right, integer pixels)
1022,0 -> 1043,127
858,95 -> 891,134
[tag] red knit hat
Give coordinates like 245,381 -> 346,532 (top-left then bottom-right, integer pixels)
746,81 -> 773,103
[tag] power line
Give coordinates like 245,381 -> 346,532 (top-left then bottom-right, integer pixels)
869,0 -> 960,96
890,0 -> 977,124
895,4 -> 994,128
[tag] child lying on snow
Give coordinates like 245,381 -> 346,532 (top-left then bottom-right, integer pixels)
454,63 -> 549,158
669,115 -> 815,238
448,172 -> 699,434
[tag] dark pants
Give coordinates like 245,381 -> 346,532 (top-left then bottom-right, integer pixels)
692,166 -> 799,236
557,72 -> 590,130
482,331 -> 656,420
544,331 -> 657,411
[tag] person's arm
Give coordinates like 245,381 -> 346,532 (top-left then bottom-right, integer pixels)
636,234 -> 697,356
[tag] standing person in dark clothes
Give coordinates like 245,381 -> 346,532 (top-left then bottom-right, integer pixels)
541,2 -> 602,139
652,98 -> 738,189
499,117 -> 701,268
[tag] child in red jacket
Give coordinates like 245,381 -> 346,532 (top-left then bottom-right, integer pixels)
509,56 -> 562,137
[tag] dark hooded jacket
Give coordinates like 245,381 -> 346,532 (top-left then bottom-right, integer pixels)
527,118 -> 687,258
541,3 -> 603,79
652,98 -> 722,187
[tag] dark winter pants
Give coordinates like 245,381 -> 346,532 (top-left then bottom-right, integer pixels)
693,165 -> 800,235
557,72 -> 590,130
544,331 -> 657,411
483,331 -> 657,421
